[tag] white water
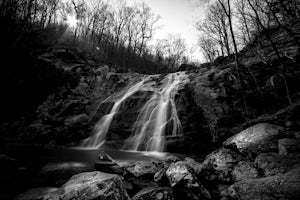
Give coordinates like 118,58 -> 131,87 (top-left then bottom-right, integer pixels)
81,78 -> 149,148
81,72 -> 189,151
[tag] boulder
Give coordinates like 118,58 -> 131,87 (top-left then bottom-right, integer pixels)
228,167 -> 300,200
224,123 -> 284,156
255,153 -> 300,176
37,162 -> 94,187
95,151 -> 125,175
232,161 -> 259,182
154,169 -> 169,186
124,160 -> 165,180
56,171 -> 130,200
166,161 -> 211,200
126,177 -> 159,195
213,184 -> 230,198
166,161 -> 194,187
15,187 -> 59,200
278,138 -> 300,155
200,148 -> 243,183
183,157 -> 203,175
132,187 -> 173,200
166,155 -> 181,164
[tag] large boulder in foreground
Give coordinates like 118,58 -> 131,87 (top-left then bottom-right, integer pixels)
131,187 -> 173,200
224,123 -> 284,156
56,171 -> 130,200
228,167 -> 300,200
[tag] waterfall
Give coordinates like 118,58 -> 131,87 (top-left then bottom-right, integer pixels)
81,78 -> 149,148
81,72 -> 189,151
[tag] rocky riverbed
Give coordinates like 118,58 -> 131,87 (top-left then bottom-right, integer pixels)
1,123 -> 300,200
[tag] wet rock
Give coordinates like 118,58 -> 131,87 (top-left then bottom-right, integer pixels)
95,151 -> 125,175
166,161 -> 211,200
56,171 -> 130,200
224,123 -> 284,156
166,155 -> 181,164
228,167 -> 300,200
97,164 -> 125,175
125,160 -> 165,180
214,184 -> 230,198
183,157 -> 203,175
122,180 -> 134,196
154,169 -> 169,186
127,177 -> 159,191
278,138 -> 300,155
172,181 -> 211,200
255,153 -> 300,176
15,187 -> 59,200
132,187 -> 173,200
200,147 -> 243,183
37,162 -> 94,187
166,161 -> 194,187
124,177 -> 159,197
232,161 -> 259,182
64,114 -> 88,126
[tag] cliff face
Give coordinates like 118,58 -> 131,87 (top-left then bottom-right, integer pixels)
187,20 -> 300,145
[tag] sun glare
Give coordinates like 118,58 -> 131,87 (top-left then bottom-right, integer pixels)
66,15 -> 78,28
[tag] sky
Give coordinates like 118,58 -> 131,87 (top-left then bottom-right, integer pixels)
127,0 -> 207,62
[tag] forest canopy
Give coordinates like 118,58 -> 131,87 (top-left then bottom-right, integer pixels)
0,0 -> 192,74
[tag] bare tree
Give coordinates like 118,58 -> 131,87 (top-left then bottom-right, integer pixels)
217,0 -> 249,117
196,2 -> 231,56
198,36 -> 218,62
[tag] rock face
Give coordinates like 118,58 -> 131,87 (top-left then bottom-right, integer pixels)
278,138 -> 300,155
255,153 -> 300,176
124,160 -> 165,180
166,161 -> 211,200
200,147 -> 243,183
166,161 -> 195,187
131,187 -> 174,200
56,171 -> 130,200
231,161 -> 258,182
224,123 -> 284,156
195,121 -> 300,199
228,167 -> 300,200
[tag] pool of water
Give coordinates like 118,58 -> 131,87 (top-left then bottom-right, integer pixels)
2,143 -> 180,168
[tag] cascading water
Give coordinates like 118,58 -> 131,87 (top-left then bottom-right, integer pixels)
81,72 -> 189,152
122,72 -> 189,151
81,78 -> 149,148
